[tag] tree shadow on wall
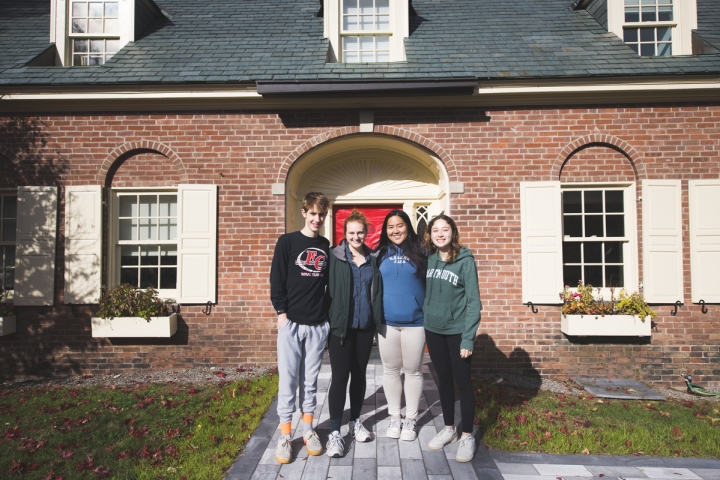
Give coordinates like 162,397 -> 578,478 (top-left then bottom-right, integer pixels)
0,116 -> 104,380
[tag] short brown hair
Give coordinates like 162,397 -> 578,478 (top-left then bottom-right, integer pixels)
302,192 -> 329,213
344,209 -> 368,234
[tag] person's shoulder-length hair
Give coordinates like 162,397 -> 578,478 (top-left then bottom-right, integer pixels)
376,209 -> 427,278
422,214 -> 463,263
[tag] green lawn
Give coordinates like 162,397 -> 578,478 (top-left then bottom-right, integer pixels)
0,372 -> 278,479
476,381 -> 720,458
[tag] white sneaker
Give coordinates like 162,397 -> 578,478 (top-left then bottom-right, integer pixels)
428,427 -> 458,450
303,430 -> 323,456
275,435 -> 292,464
386,416 -> 402,439
351,419 -> 373,442
400,417 -> 417,441
325,430 -> 345,458
455,434 -> 476,463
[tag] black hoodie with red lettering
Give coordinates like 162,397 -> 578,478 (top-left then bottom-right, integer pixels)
270,231 -> 330,325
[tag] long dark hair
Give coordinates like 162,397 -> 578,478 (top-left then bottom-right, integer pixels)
377,209 -> 427,278
423,214 -> 463,263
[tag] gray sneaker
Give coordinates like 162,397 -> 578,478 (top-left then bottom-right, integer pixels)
400,417 -> 417,441
455,434 -> 476,463
325,430 -> 345,458
428,427 -> 458,450
386,416 -> 402,439
303,429 -> 323,456
275,435 -> 292,464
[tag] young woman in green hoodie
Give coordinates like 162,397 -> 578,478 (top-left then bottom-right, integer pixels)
422,214 -> 482,463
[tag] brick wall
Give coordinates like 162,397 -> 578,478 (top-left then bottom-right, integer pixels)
0,106 -> 718,387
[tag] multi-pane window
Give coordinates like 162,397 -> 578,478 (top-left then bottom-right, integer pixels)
342,0 -> 390,62
70,1 -> 120,65
623,0 -> 673,56
562,189 -> 627,289
115,193 -> 177,293
415,205 -> 429,238
0,195 -> 16,292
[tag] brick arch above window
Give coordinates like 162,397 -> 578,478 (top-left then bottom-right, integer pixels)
553,134 -> 646,181
276,126 -> 458,183
98,141 -> 188,186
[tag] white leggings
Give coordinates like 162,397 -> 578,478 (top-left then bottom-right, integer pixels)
377,324 -> 426,420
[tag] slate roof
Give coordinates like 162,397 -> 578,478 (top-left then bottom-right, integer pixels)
2,0 -> 720,87
696,0 -> 720,50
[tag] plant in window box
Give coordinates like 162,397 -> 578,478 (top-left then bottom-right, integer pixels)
91,284 -> 178,338
0,288 -> 16,336
560,281 -> 656,337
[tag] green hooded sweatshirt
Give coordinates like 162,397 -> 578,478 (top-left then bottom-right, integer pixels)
423,247 -> 482,352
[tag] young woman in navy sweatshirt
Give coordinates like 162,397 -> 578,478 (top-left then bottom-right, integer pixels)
376,209 -> 428,441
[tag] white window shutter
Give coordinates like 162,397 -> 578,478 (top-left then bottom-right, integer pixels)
689,180 -> 720,303
520,181 -> 563,304
642,180 -> 684,304
14,186 -> 58,306
177,184 -> 217,304
64,186 -> 102,304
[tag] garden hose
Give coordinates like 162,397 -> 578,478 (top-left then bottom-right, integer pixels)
681,373 -> 720,397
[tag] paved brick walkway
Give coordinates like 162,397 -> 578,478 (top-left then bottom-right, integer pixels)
226,351 -> 720,480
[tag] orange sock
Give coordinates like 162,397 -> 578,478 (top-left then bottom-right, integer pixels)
280,422 -> 292,436
302,413 -> 313,425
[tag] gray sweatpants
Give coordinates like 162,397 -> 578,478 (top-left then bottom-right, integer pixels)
277,319 -> 330,425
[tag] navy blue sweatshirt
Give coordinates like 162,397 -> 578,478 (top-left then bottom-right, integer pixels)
379,246 -> 425,327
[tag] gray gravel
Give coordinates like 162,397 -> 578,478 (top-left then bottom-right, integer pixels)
477,373 -> 720,403
2,368 -> 717,403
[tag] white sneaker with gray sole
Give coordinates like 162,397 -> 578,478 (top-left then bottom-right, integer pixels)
325,430 -> 345,458
428,427 -> 458,450
400,417 -> 417,441
386,416 -> 402,439
351,419 -> 373,442
455,434 -> 476,462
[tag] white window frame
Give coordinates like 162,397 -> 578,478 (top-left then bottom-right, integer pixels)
561,183 -> 639,299
0,191 -> 17,297
323,0 -> 408,63
607,0 -> 697,56
110,187 -> 179,300
50,0 -> 135,67
68,0 -> 121,66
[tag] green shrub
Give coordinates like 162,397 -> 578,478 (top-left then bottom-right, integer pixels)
96,284 -> 167,320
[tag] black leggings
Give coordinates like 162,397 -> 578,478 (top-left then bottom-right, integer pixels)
425,329 -> 475,434
328,328 -> 375,421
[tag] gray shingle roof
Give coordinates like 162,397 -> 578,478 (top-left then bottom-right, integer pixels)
696,0 -> 720,50
2,0 -> 720,87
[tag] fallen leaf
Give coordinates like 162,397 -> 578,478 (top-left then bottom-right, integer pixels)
581,448 -> 590,455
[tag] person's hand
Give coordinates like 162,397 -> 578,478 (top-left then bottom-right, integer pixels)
277,313 -> 287,331
460,348 -> 472,358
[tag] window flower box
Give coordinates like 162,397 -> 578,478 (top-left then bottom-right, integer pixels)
0,315 -> 16,336
561,314 -> 650,337
91,313 -> 177,338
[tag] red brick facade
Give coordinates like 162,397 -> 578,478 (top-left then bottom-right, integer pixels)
1,106 -> 718,386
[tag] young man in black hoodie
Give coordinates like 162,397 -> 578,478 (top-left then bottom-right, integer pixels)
270,192 -> 331,464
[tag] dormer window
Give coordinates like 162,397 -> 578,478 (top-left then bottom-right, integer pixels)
606,0 -> 697,56
342,0 -> 390,62
622,0 -> 673,56
70,1 -> 121,65
323,0 -> 408,63
49,0 -> 164,67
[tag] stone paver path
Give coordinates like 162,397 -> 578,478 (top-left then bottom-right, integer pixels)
226,351 -> 720,480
